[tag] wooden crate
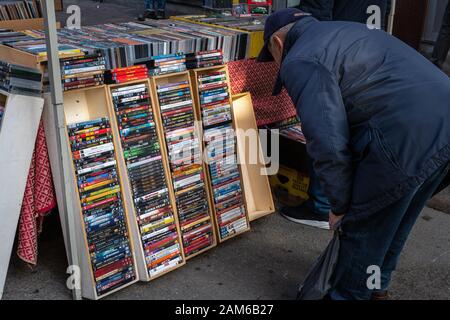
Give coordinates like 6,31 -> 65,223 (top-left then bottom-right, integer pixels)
62,86 -> 139,299
149,71 -> 218,260
189,65 -> 251,243
106,80 -> 186,281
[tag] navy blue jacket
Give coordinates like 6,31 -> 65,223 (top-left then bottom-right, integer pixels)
279,17 -> 450,219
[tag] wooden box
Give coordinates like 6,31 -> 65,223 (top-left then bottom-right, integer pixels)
62,86 -> 139,299
149,72 -> 218,260
106,80 -> 186,281
189,65 -> 251,243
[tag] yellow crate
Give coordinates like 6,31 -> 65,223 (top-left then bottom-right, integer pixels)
270,165 -> 310,200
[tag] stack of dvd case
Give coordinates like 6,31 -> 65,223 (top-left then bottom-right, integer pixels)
147,53 -> 187,76
105,65 -> 148,84
0,60 -> 42,96
186,50 -> 224,69
197,70 -> 249,240
60,53 -> 106,91
0,102 -> 5,131
279,122 -> 305,144
156,79 -> 215,257
67,117 -> 136,297
111,83 -> 184,277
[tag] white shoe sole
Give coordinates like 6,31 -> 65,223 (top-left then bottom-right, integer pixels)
281,213 -> 330,230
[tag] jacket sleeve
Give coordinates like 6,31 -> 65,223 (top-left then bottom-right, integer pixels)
281,59 -> 353,214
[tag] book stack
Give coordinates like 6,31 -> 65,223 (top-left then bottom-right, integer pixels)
197,70 -> 249,240
111,83 -> 184,277
67,117 -> 136,297
156,79 -> 215,257
104,65 -> 148,84
0,0 -> 42,21
0,60 -> 42,96
186,50 -> 224,69
279,123 -> 305,144
147,53 -> 187,77
270,117 -> 306,144
60,53 -> 106,91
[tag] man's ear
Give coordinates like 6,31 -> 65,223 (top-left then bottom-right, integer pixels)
272,34 -> 284,54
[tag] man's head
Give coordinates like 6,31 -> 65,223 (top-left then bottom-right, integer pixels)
257,8 -> 311,65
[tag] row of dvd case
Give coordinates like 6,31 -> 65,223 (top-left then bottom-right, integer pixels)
0,101 -> 4,132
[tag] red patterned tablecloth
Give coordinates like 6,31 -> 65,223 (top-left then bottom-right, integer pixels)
17,120 -> 56,265
228,59 -> 297,126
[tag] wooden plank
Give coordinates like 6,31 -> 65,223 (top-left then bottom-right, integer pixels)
231,92 -> 275,221
0,93 -> 44,299
0,45 -> 42,70
0,18 -> 61,31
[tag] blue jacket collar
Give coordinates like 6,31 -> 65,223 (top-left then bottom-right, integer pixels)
272,16 -> 319,96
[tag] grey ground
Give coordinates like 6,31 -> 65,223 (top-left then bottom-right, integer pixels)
3,0 -> 450,300
3,206 -> 450,300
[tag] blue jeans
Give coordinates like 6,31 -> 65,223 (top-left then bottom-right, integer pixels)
303,157 -> 331,217
329,162 -> 450,300
144,0 -> 166,11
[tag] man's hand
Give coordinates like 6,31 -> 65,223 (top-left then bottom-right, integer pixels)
329,211 -> 344,230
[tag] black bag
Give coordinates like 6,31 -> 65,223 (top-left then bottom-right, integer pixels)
433,169 -> 450,196
297,223 -> 342,300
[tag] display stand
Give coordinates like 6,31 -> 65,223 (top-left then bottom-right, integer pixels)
106,80 -> 186,281
0,90 -> 44,299
189,65 -> 251,242
61,86 -> 139,299
231,92 -> 275,221
35,66 -> 273,299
